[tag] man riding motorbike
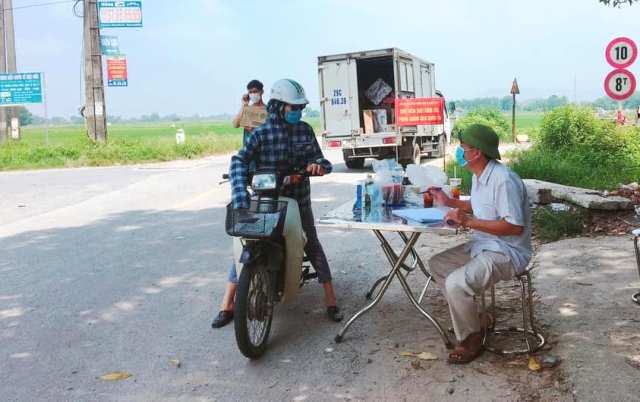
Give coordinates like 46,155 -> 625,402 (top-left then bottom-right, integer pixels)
225,78 -> 343,323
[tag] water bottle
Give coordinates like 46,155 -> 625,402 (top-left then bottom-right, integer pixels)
353,180 -> 365,211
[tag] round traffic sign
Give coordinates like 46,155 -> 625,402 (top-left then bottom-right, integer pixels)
605,37 -> 637,68
604,69 -> 636,101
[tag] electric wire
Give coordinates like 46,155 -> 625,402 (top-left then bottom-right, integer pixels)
7,0 -> 76,12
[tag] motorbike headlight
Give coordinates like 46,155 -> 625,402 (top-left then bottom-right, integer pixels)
251,173 -> 277,190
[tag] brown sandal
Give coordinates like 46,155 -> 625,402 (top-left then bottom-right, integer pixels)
448,332 -> 484,364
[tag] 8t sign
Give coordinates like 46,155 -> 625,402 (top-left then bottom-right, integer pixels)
604,69 -> 636,101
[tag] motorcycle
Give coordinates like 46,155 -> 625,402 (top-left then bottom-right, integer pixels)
223,168 -> 318,359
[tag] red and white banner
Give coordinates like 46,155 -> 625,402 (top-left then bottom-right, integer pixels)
106,55 -> 128,87
395,97 -> 444,126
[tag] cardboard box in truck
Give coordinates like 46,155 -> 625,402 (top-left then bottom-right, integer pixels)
363,110 -> 375,134
363,109 -> 388,133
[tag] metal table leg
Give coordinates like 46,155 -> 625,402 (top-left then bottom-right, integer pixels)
366,231 -> 431,300
335,231 -> 452,349
397,232 -> 435,304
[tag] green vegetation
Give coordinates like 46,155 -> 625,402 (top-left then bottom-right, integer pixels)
445,160 -> 473,195
592,93 -> 640,110
0,119 -> 321,171
599,0 -> 635,7
533,206 -> 585,243
452,95 -> 568,113
510,105 -> 640,190
453,109 -> 512,141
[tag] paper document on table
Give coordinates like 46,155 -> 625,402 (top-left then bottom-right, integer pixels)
392,208 -> 445,224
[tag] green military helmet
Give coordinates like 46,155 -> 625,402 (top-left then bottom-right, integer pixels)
458,124 -> 501,160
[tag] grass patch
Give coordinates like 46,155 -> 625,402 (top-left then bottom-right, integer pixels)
510,106 -> 640,190
532,206 -> 585,243
0,118 -> 322,170
510,149 -> 640,190
510,111 -> 544,130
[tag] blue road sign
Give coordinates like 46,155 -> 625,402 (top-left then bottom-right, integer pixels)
0,73 -> 43,106
100,35 -> 120,55
98,1 -> 143,28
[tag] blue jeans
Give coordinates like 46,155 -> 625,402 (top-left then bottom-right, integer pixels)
227,261 -> 239,284
226,205 -> 332,284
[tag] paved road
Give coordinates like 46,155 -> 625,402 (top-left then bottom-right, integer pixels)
0,150 -> 562,401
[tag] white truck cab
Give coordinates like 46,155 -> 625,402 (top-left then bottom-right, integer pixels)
317,48 -> 451,169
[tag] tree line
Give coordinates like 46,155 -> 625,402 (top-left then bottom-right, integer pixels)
450,93 -> 640,113
18,107 -> 322,127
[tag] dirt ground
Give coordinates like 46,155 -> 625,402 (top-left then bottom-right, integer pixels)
534,235 -> 640,402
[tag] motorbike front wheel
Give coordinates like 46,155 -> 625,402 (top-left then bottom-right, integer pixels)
234,262 -> 274,359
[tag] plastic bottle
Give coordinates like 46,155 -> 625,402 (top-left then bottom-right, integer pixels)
364,174 -> 374,208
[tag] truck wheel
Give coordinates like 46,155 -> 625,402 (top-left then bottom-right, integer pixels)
343,150 -> 365,169
431,135 -> 446,158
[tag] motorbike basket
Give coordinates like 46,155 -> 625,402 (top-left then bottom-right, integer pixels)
225,200 -> 288,239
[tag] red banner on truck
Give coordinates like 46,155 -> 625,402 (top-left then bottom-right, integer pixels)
395,97 -> 444,126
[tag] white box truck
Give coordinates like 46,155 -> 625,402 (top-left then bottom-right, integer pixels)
317,48 -> 451,169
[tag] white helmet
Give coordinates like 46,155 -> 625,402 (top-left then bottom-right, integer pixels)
270,79 -> 309,105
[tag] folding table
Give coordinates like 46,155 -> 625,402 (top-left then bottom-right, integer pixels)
318,201 -> 458,348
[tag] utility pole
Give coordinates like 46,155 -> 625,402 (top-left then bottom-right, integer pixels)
4,0 -> 18,140
510,78 -> 520,142
0,1 -> 6,143
83,0 -> 107,143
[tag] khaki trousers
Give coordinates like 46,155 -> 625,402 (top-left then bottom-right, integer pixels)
428,243 -> 515,342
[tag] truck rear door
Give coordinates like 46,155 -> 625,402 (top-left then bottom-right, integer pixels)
318,58 -> 359,138
418,64 -> 438,136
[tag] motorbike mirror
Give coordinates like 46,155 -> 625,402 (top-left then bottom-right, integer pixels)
251,173 -> 277,190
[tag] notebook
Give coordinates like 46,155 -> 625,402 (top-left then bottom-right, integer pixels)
392,208 -> 445,224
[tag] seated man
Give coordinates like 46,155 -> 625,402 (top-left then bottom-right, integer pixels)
428,124 -> 531,364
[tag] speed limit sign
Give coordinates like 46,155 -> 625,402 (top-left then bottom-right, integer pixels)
604,69 -> 636,101
605,37 -> 637,68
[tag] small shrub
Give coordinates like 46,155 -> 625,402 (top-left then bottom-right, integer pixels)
510,105 -> 640,190
510,148 -> 640,190
453,109 -> 511,141
538,105 -> 640,160
538,106 -> 598,150
533,206 -> 585,243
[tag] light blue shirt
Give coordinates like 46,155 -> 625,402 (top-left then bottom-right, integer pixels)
466,160 -> 532,274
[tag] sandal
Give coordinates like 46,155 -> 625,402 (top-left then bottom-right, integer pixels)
448,332 -> 484,364
326,306 -> 344,322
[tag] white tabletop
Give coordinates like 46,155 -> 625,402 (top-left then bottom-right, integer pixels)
318,200 -> 458,235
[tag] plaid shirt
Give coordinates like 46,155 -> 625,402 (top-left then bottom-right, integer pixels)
230,114 -> 332,209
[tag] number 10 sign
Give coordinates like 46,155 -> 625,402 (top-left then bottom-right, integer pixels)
604,37 -> 637,101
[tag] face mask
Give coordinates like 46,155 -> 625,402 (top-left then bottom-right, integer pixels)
249,93 -> 261,105
285,110 -> 302,124
455,146 -> 468,167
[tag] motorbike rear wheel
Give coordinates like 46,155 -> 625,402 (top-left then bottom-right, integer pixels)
234,262 -> 274,359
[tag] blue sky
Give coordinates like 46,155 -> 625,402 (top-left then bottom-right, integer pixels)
17,0 -> 640,117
